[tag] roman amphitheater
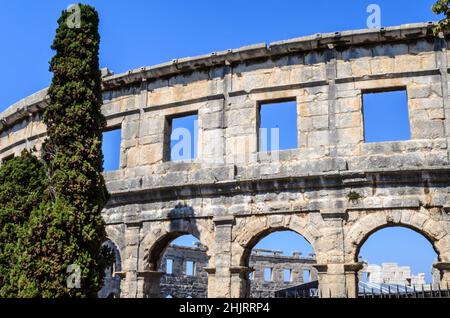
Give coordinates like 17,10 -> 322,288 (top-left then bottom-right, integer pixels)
1,22 -> 449,298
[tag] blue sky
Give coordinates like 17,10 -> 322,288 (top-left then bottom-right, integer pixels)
363,90 -> 411,142
0,0 -> 441,283
170,115 -> 198,161
260,101 -> 298,151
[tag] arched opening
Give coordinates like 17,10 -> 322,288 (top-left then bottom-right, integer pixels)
98,240 -> 122,298
157,234 -> 209,298
244,229 -> 317,298
357,226 -> 439,297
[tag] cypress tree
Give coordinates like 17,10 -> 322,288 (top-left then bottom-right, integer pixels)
0,4 -> 111,298
0,151 -> 47,296
35,3 -> 110,297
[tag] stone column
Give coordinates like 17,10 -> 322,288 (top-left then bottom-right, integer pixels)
120,222 -> 141,298
114,271 -> 126,298
207,216 -> 237,298
313,264 -> 328,298
316,211 -> 348,298
314,264 -> 347,298
433,262 -> 450,288
204,267 -> 218,298
136,271 -> 165,298
230,266 -> 253,298
315,263 -> 362,298
344,263 -> 364,298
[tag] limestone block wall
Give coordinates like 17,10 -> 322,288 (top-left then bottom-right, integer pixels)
142,244 -> 319,299
249,252 -> 317,298
159,244 -> 209,298
1,22 -> 450,298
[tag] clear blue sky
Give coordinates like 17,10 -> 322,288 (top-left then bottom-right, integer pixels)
260,101 -> 298,151
0,1 -> 441,283
363,90 -> 411,142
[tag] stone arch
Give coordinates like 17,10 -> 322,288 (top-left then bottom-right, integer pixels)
344,208 -> 450,264
105,225 -> 126,260
98,238 -> 122,298
229,213 -> 322,298
233,214 -> 322,267
103,239 -> 122,273
140,217 -> 215,271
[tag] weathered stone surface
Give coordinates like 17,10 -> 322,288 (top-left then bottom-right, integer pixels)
1,22 -> 450,298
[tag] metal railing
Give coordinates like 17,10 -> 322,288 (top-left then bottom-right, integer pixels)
258,283 -> 450,298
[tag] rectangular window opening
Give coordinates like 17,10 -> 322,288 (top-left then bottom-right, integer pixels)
264,268 -> 273,282
283,269 -> 292,283
166,259 -> 173,275
258,99 -> 298,152
362,89 -> 411,143
102,127 -> 122,171
186,261 -> 196,276
165,113 -> 198,161
303,270 -> 310,283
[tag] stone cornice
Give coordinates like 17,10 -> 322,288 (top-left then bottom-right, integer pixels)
105,167 -> 450,208
0,22 -> 445,133
101,22 -> 440,90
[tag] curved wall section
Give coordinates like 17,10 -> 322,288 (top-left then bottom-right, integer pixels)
1,22 -> 450,298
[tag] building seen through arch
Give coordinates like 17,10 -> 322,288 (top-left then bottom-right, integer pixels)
156,238 -> 319,298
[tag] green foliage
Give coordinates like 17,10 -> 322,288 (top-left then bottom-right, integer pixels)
44,4 -> 108,207
0,150 -> 47,296
433,0 -> 450,34
347,191 -> 362,202
40,3 -> 111,297
10,200 -> 112,297
0,4 -> 112,298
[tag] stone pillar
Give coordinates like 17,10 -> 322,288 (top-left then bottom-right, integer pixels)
207,216 -> 240,298
114,271 -> 126,298
314,264 -> 346,298
313,264 -> 328,298
314,262 -> 363,298
435,35 -> 450,144
230,266 -> 253,298
206,265 -> 252,298
204,267 -> 218,298
433,262 -> 450,288
344,263 -> 364,298
120,223 -> 141,298
316,211 -> 348,298
136,271 -> 165,298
